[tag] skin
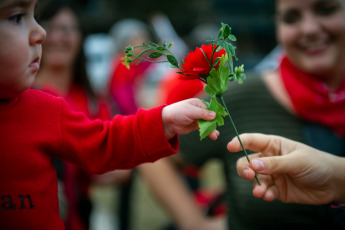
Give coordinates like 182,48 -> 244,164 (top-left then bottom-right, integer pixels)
40,8 -> 81,70
162,98 -> 219,140
0,0 -> 46,99
35,8 -> 82,95
276,0 -> 345,87
228,133 -> 345,204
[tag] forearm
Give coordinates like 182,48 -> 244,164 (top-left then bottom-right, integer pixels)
60,105 -> 178,173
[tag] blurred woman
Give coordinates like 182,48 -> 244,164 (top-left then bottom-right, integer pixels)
108,18 -> 156,114
141,0 -> 345,229
35,1 -> 113,229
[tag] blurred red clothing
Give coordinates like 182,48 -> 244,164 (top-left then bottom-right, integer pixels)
37,84 -> 112,230
0,89 -> 178,230
108,55 -> 153,115
156,70 -> 205,105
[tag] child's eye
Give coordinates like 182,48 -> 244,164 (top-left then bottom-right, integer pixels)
9,13 -> 24,23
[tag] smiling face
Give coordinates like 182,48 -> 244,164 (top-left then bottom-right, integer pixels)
276,0 -> 345,86
40,8 -> 81,71
0,0 -> 46,99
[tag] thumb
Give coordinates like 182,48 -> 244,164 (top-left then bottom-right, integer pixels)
250,156 -> 295,175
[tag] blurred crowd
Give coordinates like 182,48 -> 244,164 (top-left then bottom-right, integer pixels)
33,0 -> 345,230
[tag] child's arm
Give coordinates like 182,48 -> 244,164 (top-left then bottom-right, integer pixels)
57,98 -> 217,174
162,98 -> 218,140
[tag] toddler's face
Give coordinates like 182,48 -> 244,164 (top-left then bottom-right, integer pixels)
0,0 -> 46,99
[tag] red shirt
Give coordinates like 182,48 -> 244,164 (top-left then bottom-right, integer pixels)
0,89 -> 178,230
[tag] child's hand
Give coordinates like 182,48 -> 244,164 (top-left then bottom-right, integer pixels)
162,98 -> 219,140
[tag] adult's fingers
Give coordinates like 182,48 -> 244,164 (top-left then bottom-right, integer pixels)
236,153 -> 260,180
227,133 -> 298,157
250,155 -> 297,175
252,173 -> 276,200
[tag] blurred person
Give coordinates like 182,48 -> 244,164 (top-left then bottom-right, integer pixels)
227,133 -> 345,205
108,18 -> 156,115
139,0 -> 345,229
84,33 -> 116,95
34,1 -> 123,229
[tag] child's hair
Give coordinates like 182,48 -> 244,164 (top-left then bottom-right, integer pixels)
36,0 -> 96,99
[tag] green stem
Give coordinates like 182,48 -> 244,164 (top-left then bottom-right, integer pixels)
219,96 -> 261,185
210,45 -> 220,67
131,55 -> 170,64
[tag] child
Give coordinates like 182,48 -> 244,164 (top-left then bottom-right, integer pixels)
0,0 -> 218,229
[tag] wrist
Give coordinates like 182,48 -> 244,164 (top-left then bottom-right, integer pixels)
162,107 -> 175,140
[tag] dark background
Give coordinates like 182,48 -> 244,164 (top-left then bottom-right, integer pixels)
41,0 -> 277,69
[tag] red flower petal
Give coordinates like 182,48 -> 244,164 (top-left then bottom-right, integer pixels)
178,44 -> 226,81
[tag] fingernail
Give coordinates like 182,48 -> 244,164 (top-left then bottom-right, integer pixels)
243,169 -> 249,178
209,111 -> 216,118
252,159 -> 265,171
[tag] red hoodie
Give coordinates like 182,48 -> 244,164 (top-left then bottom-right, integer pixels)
0,89 -> 178,230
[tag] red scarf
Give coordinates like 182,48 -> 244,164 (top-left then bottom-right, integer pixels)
280,56 -> 345,136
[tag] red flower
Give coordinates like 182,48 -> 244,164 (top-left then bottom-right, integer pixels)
179,44 -> 226,80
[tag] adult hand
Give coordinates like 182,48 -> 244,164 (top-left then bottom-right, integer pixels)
227,133 -> 345,204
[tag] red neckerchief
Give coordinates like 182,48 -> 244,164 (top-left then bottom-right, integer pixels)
280,56 -> 345,136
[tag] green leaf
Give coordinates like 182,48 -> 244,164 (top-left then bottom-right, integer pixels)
198,119 -> 217,140
223,24 -> 231,40
234,64 -> 246,83
167,55 -> 179,68
148,52 -> 163,59
209,96 -> 228,123
156,47 -> 167,51
229,34 -> 237,41
198,96 -> 228,140
203,55 -> 230,97
212,57 -> 221,67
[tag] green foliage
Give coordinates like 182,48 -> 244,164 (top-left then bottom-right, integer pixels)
167,55 -> 179,68
204,55 -> 230,97
211,22 -> 238,75
121,40 -> 180,69
198,96 -> 228,140
121,22 -> 247,141
148,52 -> 164,59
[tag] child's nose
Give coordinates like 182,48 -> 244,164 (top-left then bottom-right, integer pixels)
30,21 -> 47,45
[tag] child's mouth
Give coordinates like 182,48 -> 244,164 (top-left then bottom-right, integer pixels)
29,58 -> 40,73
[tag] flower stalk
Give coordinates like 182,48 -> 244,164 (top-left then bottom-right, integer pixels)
219,96 -> 261,185
122,22 -> 260,185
